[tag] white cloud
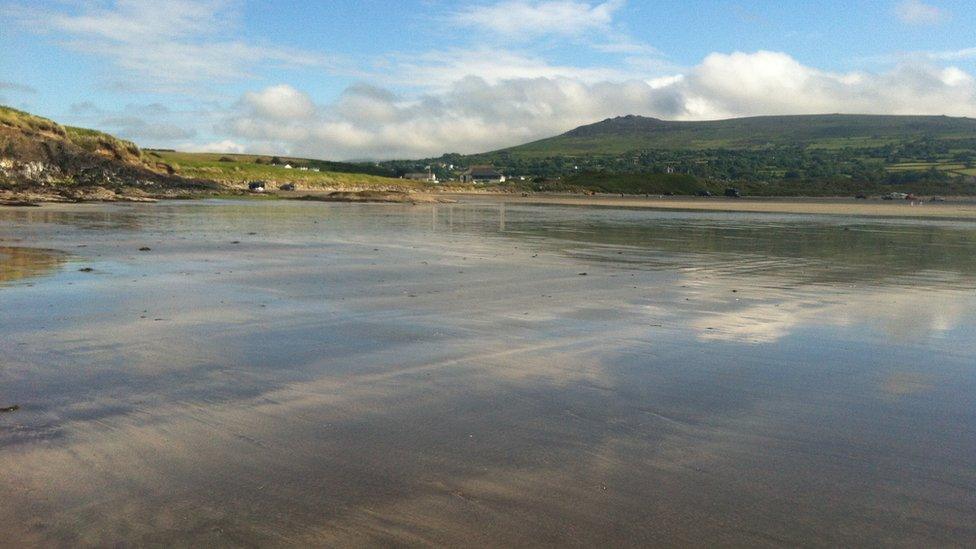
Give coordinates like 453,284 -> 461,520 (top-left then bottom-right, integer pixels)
191,139 -> 247,154
894,0 -> 949,25
926,47 -> 976,61
679,50 -> 976,119
391,48 -> 639,89
99,116 -> 196,141
241,85 -> 316,121
15,0 -> 324,89
454,0 -> 624,39
220,51 -> 976,160
0,81 -> 37,94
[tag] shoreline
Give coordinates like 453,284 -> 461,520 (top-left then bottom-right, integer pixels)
5,185 -> 976,219
443,192 -> 976,219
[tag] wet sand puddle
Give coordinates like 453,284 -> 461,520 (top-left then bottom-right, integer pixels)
0,200 -> 975,546
0,247 -> 67,286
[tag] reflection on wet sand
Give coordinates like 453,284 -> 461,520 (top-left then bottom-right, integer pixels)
0,200 -> 975,546
0,247 -> 66,285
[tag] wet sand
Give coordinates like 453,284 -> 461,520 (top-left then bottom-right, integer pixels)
449,193 -> 976,219
1,200 -> 975,546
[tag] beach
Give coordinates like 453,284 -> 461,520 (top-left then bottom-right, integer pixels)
1,199 -> 974,545
447,192 -> 976,219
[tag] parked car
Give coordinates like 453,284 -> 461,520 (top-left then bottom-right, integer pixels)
855,193 -> 868,199
882,192 -> 908,200
696,190 -> 713,197
248,181 -> 266,193
278,183 -> 296,191
724,187 -> 741,198
930,196 -> 947,202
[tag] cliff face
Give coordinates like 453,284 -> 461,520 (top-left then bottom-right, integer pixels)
0,106 -> 205,191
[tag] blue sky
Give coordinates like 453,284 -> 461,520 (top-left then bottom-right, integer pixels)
2,0 -> 975,159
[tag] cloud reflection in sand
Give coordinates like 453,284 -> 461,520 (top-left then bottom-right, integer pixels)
1,201 -> 975,545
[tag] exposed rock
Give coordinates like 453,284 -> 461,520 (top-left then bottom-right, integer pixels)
1,107 -> 220,197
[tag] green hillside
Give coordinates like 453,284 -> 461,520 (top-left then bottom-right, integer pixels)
393,114 -> 976,195
0,105 -> 409,192
147,151 -> 395,179
507,114 -> 976,156
146,150 -> 411,189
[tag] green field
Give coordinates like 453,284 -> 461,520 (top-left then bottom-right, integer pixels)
1,104 -> 417,191
148,151 -> 414,189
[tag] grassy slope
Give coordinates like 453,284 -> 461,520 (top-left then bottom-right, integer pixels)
506,114 -> 976,156
0,106 -> 65,136
149,150 -> 414,189
446,113 -> 976,195
1,105 -> 411,190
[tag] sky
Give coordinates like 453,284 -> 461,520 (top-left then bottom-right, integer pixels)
2,0 -> 976,160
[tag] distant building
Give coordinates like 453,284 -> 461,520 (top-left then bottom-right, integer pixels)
403,172 -> 437,182
460,165 -> 505,184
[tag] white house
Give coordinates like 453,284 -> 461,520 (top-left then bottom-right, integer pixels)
404,172 -> 437,183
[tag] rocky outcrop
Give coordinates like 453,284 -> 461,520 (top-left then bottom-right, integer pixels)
0,106 -> 219,200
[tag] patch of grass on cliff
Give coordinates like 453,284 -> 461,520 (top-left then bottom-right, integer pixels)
0,105 -> 66,136
64,126 -> 142,158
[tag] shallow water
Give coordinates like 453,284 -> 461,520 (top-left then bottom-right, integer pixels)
1,200 -> 974,546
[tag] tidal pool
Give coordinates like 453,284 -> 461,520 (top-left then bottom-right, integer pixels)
1,200 -> 974,546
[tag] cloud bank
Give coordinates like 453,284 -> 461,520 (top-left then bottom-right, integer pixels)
11,0 -> 976,160
453,0 -> 624,38
17,0 -> 323,90
894,0 -> 949,25
219,51 -> 976,159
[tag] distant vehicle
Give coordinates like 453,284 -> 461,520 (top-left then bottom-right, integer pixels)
248,181 -> 266,193
930,196 -> 947,202
855,193 -> 868,199
724,187 -> 741,198
278,183 -> 296,191
662,191 -> 675,196
882,192 -> 908,200
696,190 -> 713,197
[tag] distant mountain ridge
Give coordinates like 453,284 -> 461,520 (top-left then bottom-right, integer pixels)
386,113 -> 976,195
503,114 -> 976,156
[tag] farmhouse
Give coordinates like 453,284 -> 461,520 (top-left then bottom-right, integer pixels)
403,172 -> 437,182
460,165 -> 505,184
